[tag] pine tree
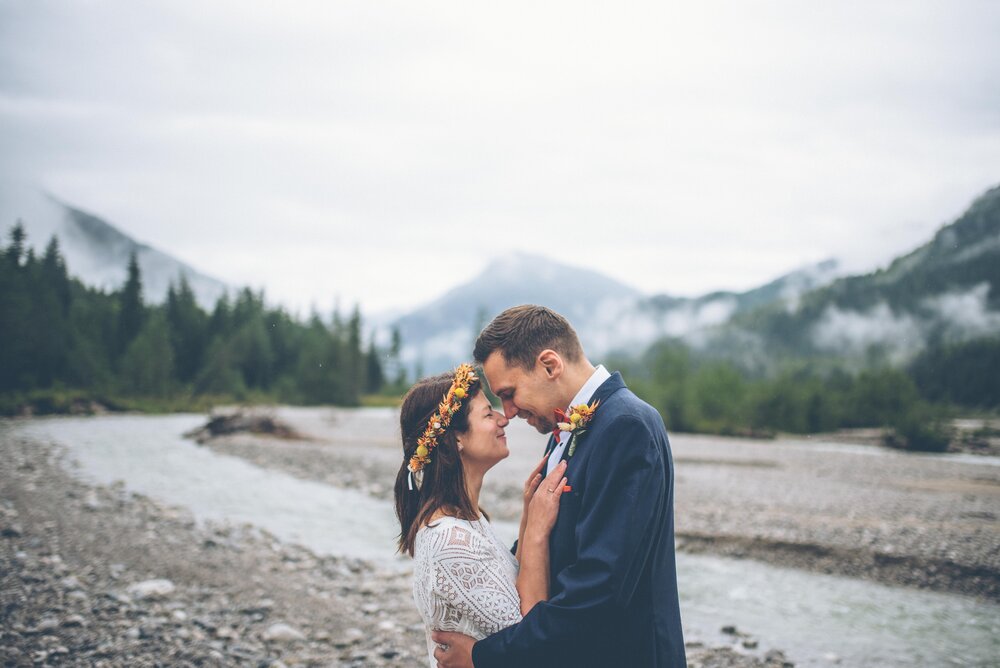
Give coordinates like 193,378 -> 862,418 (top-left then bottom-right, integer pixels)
0,224 -> 32,390
30,236 -> 72,385
117,251 -> 145,359
4,222 -> 26,267
364,333 -> 384,394
166,275 -> 208,384
42,236 -> 71,315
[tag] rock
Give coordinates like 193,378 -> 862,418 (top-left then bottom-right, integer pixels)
262,623 -> 306,642
240,599 -> 274,616
764,649 -> 792,665
127,579 -> 175,600
334,627 -> 364,647
215,626 -> 238,639
29,617 -> 59,634
125,627 -> 141,640
743,639 -> 759,649
192,617 -> 217,632
61,575 -> 83,590
61,615 -> 87,628
83,491 -> 102,510
184,411 -> 299,443
721,625 -> 738,635
171,610 -> 188,622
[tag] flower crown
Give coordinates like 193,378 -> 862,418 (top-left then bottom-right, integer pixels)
407,363 -> 479,485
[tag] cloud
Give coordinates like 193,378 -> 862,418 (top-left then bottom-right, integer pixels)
924,283 -> 1000,341
812,303 -> 924,363
811,283 -> 1000,363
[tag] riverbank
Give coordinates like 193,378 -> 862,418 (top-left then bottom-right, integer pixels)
199,407 -> 1000,602
1,421 -> 794,667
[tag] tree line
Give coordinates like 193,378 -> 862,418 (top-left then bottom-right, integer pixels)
614,335 -> 1000,452
4,220 -> 996,450
0,223 -> 404,414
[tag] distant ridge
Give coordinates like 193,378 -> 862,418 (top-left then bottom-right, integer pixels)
392,185 -> 999,375
702,183 -> 1000,369
392,251 -> 842,374
392,252 -> 642,373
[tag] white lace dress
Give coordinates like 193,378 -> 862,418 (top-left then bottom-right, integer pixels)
412,515 -> 522,667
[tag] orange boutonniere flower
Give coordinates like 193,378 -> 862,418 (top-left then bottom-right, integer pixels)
553,399 -> 600,457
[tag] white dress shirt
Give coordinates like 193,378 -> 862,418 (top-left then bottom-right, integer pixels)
546,364 -> 611,474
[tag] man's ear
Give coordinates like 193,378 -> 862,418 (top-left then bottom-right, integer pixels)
537,349 -> 563,379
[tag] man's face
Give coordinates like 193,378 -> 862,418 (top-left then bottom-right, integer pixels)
482,351 -> 559,435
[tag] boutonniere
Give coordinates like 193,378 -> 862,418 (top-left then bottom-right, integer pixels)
553,400 -> 600,457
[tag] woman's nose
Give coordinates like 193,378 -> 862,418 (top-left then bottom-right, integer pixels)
496,412 -> 509,427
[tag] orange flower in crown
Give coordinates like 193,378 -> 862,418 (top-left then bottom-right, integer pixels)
407,363 -> 479,487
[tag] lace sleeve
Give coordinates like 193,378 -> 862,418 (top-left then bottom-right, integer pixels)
428,523 -> 523,638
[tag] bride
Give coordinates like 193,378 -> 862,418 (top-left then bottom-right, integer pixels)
393,364 -> 567,667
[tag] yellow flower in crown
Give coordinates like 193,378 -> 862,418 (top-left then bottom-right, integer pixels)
553,399 -> 600,457
407,364 -> 479,484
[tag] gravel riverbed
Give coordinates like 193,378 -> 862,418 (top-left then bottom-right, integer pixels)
1,417 -> 793,667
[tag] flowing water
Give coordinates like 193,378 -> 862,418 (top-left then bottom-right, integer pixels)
11,414 -> 1000,667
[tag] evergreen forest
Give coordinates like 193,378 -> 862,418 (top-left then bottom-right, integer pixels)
0,223 -> 400,414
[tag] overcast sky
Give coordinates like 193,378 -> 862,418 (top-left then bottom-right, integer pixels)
1,1 -> 998,315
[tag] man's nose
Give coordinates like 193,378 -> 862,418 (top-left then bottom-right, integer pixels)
502,398 -> 518,420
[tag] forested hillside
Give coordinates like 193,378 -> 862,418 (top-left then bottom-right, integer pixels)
616,186 -> 1000,449
0,224 -> 396,414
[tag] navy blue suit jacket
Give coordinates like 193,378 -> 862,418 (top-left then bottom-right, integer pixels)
472,372 -> 686,667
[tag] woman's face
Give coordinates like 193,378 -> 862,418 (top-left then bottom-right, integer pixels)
458,391 -> 510,472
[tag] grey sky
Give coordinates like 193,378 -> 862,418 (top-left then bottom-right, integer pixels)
2,1 -> 998,315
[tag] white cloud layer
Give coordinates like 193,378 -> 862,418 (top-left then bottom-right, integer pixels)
1,0 -> 998,314
811,284 -> 1000,363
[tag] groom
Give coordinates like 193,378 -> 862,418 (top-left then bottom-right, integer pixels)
433,305 -> 686,667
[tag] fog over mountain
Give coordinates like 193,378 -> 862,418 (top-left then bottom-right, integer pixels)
392,253 -> 843,374
701,184 -> 1000,370
394,184 -> 999,375
1,182 -> 229,308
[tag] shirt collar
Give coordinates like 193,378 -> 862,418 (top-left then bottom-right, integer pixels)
567,364 -> 610,411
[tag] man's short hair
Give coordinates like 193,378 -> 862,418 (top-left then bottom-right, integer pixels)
473,305 -> 584,370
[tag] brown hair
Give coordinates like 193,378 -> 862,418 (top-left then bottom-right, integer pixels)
394,371 -> 486,556
473,304 -> 583,370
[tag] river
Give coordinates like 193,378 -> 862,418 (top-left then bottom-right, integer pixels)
12,413 -> 1000,667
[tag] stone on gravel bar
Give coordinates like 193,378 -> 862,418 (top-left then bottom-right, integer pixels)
127,578 -> 175,600
263,623 -> 306,642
